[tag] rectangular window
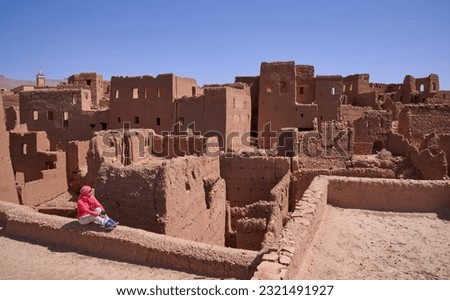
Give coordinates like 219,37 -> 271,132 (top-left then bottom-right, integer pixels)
156,117 -> 161,126
299,86 -> 304,95
134,116 -> 140,124
63,112 -> 69,128
192,86 -> 196,96
157,87 -> 161,98
115,90 -> 119,99
22,144 -> 27,155
33,111 -> 39,120
47,111 -> 54,121
132,88 -> 139,99
118,117 -> 121,123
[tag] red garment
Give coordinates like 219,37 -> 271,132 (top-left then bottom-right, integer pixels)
77,185 -> 105,219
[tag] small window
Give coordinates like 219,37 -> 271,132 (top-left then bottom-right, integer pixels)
343,85 -> 346,93
280,81 -> 287,94
299,86 -> 304,95
266,83 -> 273,94
118,117 -> 121,123
331,87 -> 336,95
192,86 -> 196,96
178,117 -> 184,126
132,88 -> 139,99
301,113 -> 304,117
63,112 -> 69,128
47,111 -> 54,121
72,95 -> 77,105
85,93 -> 89,100
90,124 -> 96,128
432,83 -> 437,90
22,144 -> 27,155
115,90 -> 119,99
157,87 -> 161,98
349,84 -> 353,91
86,80 -> 92,87
33,111 -> 38,120
233,97 -> 236,108
156,117 -> 161,126
420,84 -> 425,92
100,122 -> 107,130
134,116 -> 140,124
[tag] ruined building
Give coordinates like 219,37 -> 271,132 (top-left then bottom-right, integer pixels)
1,60 -> 450,280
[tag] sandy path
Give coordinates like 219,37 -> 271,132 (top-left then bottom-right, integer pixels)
295,205 -> 450,280
0,232 -> 211,280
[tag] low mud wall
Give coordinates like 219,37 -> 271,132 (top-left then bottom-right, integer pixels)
0,201 -> 259,279
252,176 -> 450,279
327,177 -> 450,212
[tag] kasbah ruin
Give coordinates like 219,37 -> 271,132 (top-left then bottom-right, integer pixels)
0,60 -> 449,279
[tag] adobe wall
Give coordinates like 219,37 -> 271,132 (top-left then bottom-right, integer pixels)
67,140 -> 90,191
174,84 -> 251,150
94,156 -> 225,246
0,96 -> 19,204
109,74 -> 199,133
68,72 -> 104,105
220,156 -> 291,207
340,104 -> 372,124
398,104 -> 450,147
315,75 -> 343,125
327,177 -> 450,212
9,130 -> 67,206
235,76 -> 260,134
19,88 -> 105,150
220,156 -> 291,250
295,65 -> 315,104
353,110 -> 392,154
343,74 -> 372,105
0,201 -> 259,279
259,62 -> 313,147
5,105 -> 19,131
438,134 -> 450,176
253,176 -> 450,279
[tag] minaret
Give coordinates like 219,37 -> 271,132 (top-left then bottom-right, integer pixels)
36,70 -> 46,87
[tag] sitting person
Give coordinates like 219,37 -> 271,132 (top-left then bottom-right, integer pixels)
77,185 -> 118,230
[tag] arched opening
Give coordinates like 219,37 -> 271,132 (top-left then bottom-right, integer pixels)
419,84 -> 425,92
372,140 -> 384,154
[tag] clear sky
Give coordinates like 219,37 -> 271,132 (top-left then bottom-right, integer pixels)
1,0 -> 449,88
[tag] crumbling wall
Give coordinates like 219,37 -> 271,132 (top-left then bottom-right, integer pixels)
398,104 -> 450,147
258,62 -> 316,147
343,74 -> 372,105
438,134 -> 450,176
235,76 -> 260,135
0,95 -> 19,203
67,140 -> 90,191
19,88 -> 105,151
220,156 -> 291,250
68,72 -> 105,105
5,105 -> 19,131
95,156 -> 225,246
340,105 -> 372,125
9,130 -> 67,206
353,110 -> 392,154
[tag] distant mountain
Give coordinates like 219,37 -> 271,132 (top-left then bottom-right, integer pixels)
0,74 -> 64,90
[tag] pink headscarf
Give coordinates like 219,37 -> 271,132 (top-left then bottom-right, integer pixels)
78,185 -> 92,202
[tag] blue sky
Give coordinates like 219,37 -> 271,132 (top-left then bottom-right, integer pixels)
1,0 -> 450,88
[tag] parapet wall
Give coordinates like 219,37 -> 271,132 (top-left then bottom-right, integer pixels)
327,176 -> 450,212
0,201 -> 258,279
252,176 -> 450,279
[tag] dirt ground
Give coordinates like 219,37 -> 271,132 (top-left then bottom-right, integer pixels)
0,231 -> 212,280
295,205 -> 450,280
